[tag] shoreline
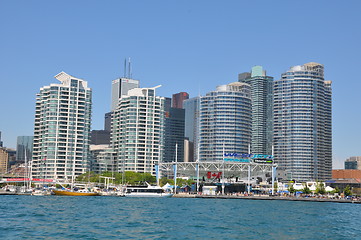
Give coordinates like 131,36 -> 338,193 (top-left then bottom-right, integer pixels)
173,194 -> 361,204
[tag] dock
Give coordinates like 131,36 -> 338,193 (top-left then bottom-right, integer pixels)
173,194 -> 361,204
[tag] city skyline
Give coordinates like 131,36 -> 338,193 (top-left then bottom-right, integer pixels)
1,1 -> 361,169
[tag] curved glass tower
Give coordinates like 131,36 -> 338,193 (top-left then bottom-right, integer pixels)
274,62 -> 332,181
199,82 -> 251,161
32,72 -> 92,180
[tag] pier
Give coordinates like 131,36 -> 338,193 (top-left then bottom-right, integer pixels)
173,193 -> 361,204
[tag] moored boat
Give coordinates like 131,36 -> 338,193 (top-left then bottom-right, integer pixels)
52,190 -> 99,196
124,184 -> 173,197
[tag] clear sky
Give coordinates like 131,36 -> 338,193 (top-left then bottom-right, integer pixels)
0,0 -> 360,168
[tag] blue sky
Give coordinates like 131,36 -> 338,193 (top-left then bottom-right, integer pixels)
0,1 -> 360,168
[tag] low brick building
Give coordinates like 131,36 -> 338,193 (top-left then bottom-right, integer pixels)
332,169 -> 361,179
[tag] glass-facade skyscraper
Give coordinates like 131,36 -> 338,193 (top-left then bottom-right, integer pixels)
274,62 -> 332,181
163,107 -> 185,163
184,97 -> 200,162
199,82 -> 252,161
16,136 -> 33,164
32,72 -> 92,180
239,66 -> 273,155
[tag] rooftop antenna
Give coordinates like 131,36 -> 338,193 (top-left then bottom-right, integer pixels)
123,58 -> 127,78
128,57 -> 131,78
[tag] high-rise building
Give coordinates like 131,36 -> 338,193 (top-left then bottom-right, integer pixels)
0,131 -> 3,147
90,130 -> 110,145
16,136 -> 33,164
184,97 -> 201,162
163,107 -> 185,163
104,112 -> 112,132
111,78 -> 139,111
345,156 -> 361,170
111,86 -> 165,175
239,66 -> 273,155
89,145 -> 116,174
32,72 -> 92,180
274,62 -> 332,181
172,92 -> 189,109
199,82 -> 252,161
0,147 -> 9,174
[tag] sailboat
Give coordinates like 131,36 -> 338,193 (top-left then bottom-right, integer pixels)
20,150 -> 32,195
52,159 -> 99,196
52,179 -> 99,196
52,189 -> 99,196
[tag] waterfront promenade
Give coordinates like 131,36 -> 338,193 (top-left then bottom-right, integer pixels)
174,193 -> 361,204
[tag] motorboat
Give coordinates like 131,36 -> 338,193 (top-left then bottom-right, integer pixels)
32,189 -> 52,196
124,183 -> 173,197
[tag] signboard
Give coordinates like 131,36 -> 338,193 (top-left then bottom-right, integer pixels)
224,153 -> 274,164
224,158 -> 250,163
253,159 -> 273,164
4,178 -> 54,182
5,178 -> 30,182
224,153 -> 273,159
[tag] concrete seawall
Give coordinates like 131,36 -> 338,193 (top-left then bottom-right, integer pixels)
173,194 -> 361,204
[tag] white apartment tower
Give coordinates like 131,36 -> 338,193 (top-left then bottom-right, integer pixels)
32,72 -> 92,181
111,86 -> 165,175
200,82 -> 252,161
274,62 -> 332,181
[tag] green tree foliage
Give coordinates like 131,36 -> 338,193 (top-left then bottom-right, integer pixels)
159,177 -> 174,187
288,184 -> 295,194
76,171 -> 156,185
159,177 -> 195,187
175,178 -> 195,187
315,182 -> 326,195
344,185 -> 352,196
302,184 -> 312,194
274,182 -> 278,192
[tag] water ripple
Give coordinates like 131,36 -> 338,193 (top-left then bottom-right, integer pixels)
0,196 -> 360,239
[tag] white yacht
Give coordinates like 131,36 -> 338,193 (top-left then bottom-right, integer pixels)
124,184 -> 173,198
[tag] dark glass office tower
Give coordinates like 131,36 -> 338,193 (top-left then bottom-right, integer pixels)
163,107 -> 185,163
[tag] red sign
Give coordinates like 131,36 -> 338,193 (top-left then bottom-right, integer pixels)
6,178 -> 30,182
5,178 -> 54,182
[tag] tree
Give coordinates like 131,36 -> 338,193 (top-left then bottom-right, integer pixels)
315,182 -> 326,195
329,186 -> 340,195
273,182 -> 278,193
344,185 -> 352,196
288,184 -> 295,194
302,184 -> 312,194
159,177 -> 174,187
75,171 -> 157,185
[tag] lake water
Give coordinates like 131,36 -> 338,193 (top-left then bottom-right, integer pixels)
0,196 -> 360,239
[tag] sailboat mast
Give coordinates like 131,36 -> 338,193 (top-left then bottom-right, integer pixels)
24,150 -> 27,189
